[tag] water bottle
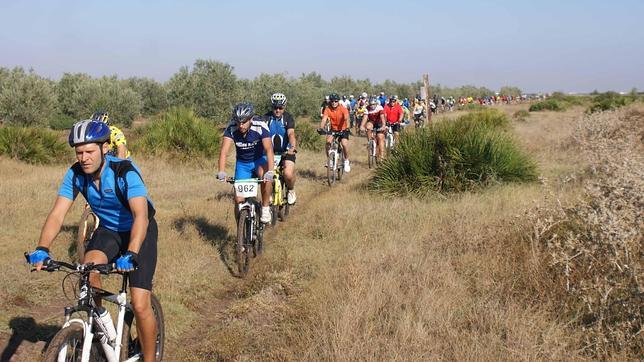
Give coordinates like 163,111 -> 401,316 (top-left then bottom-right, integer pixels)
96,307 -> 117,342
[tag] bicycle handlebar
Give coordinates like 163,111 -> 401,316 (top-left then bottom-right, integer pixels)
317,129 -> 349,136
24,253 -> 115,274
225,177 -> 264,184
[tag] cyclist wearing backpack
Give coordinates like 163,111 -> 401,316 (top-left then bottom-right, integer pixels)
217,102 -> 275,224
264,93 -> 297,205
27,119 -> 158,362
91,110 -> 130,159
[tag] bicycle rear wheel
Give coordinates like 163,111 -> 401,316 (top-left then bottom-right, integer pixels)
44,323 -> 103,362
236,209 -> 251,276
76,206 -> 98,263
121,293 -> 165,361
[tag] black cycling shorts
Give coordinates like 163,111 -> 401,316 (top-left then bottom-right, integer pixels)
86,218 -> 158,290
390,123 -> 401,132
281,153 -> 296,164
330,130 -> 349,140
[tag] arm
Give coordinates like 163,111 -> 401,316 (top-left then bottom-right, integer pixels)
37,196 -> 75,251
287,128 -> 297,154
126,196 -> 149,255
218,137 -> 233,173
262,137 -> 274,172
116,144 -> 128,159
398,106 -> 404,123
319,114 -> 328,130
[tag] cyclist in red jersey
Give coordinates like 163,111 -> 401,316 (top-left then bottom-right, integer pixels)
384,96 -> 404,145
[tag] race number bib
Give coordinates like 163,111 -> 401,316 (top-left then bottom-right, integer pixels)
234,180 -> 258,198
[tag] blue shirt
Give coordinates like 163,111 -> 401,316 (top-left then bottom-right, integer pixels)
58,155 -> 151,232
263,111 -> 295,154
223,116 -> 271,162
379,95 -> 387,107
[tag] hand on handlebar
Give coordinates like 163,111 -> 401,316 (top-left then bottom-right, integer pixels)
115,251 -> 138,272
217,171 -> 227,182
26,247 -> 51,271
263,170 -> 275,182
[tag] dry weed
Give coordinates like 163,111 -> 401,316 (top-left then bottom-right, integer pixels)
528,106 -> 643,357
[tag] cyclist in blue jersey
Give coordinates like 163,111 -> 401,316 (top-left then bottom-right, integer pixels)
263,93 -> 298,204
217,102 -> 275,224
26,119 -> 158,362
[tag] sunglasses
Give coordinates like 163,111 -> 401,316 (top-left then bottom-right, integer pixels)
273,106 -> 284,110
331,100 -> 339,103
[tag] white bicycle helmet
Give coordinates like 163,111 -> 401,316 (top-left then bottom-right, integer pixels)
271,93 -> 287,107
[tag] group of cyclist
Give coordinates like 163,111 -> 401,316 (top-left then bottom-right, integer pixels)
23,89 -> 413,360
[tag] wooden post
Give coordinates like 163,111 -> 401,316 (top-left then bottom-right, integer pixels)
423,73 -> 431,125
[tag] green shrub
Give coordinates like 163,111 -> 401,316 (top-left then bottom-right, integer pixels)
529,99 -> 566,112
462,103 -> 486,111
587,91 -> 630,113
0,126 -> 68,164
296,119 -> 325,152
134,107 -> 220,159
369,110 -> 537,196
49,115 -> 76,130
513,109 -> 530,121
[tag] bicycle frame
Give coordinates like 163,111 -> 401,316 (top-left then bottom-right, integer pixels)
50,261 -> 138,362
272,155 -> 285,208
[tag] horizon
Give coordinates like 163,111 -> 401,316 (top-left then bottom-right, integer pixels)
1,0 -> 642,94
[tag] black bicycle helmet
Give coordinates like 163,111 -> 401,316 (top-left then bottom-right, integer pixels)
329,93 -> 340,101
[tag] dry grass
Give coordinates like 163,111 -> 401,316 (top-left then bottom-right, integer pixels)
1,104 -> 639,360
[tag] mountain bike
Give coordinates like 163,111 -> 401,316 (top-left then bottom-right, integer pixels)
227,178 -> 265,277
76,204 -> 99,263
318,129 -> 346,186
24,256 -> 165,362
270,155 -> 290,225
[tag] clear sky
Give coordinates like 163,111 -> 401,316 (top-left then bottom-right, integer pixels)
1,0 -> 642,93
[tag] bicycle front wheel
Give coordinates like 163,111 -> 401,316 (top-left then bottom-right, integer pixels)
337,150 -> 345,181
236,209 -> 251,276
327,151 -> 336,186
44,323 -> 102,362
121,293 -> 165,361
278,177 -> 289,221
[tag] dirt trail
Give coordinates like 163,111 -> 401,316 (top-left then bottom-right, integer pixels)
165,136 -> 374,360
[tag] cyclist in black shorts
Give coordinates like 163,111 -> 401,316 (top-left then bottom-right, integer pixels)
27,119 -> 159,362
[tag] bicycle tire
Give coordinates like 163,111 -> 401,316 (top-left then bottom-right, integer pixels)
236,209 -> 251,276
76,207 -> 98,263
44,323 -> 103,362
278,179 -> 289,221
121,293 -> 165,361
327,150 -> 336,186
368,139 -> 375,169
337,150 -> 344,181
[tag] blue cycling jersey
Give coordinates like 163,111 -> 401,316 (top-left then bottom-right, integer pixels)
263,111 -> 294,154
223,116 -> 271,162
58,155 -> 152,232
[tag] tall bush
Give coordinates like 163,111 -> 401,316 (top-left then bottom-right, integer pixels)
0,126 -> 68,164
134,107 -> 221,159
370,110 -> 537,196
0,67 -> 57,126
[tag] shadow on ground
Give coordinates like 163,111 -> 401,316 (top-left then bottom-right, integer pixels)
173,216 -> 239,277
1,317 -> 59,362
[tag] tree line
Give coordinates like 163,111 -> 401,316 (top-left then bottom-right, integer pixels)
0,59 -> 522,128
